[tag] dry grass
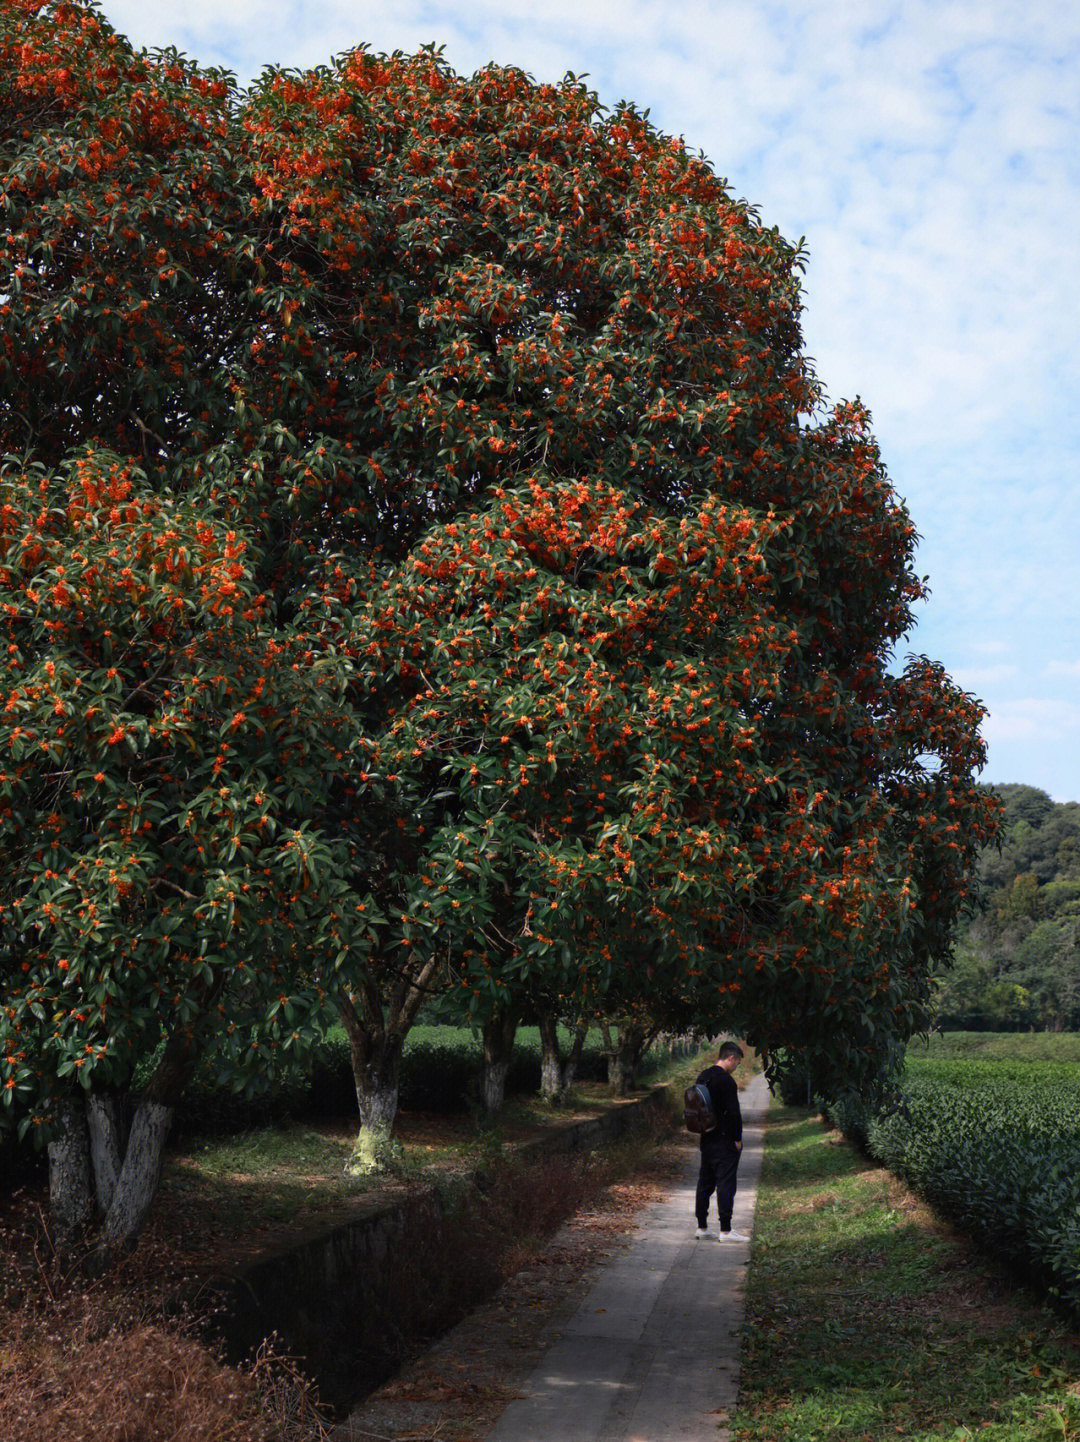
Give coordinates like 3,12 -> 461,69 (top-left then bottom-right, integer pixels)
0,1198 -> 332,1442
0,1090 -> 680,1439
1,1311 -> 276,1442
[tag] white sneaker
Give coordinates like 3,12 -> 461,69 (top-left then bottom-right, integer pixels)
695,1227 -> 709,1238
718,1229 -> 750,1242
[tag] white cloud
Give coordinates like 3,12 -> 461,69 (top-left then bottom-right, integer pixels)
952,665 -> 1019,690
983,699 -> 1080,745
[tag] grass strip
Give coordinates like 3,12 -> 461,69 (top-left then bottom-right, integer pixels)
735,1103 -> 1080,1441
158,1041 -> 706,1243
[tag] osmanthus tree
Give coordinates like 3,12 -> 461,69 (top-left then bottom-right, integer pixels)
0,1 -> 255,467
338,453 -> 992,1135
0,1 -> 362,1242
0,0 -> 997,1201
0,451 -> 360,1244
251,47 -> 996,1131
340,480 -> 792,1139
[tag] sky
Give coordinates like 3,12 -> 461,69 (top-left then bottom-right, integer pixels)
101,0 -> 1080,801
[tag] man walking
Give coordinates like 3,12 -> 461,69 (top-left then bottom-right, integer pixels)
694,1040 -> 749,1241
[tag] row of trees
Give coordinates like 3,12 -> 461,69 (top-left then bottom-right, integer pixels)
934,785 -> 1080,1030
0,0 -> 997,1252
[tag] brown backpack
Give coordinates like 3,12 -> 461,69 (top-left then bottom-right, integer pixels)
684,1082 -> 717,1134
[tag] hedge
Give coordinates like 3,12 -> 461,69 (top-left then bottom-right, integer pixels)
826,1057 -> 1080,1315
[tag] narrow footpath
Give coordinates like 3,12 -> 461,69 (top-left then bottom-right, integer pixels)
335,1071 -> 770,1442
484,1069 -> 770,1442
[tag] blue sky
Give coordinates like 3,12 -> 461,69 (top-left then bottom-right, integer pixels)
103,0 -> 1080,801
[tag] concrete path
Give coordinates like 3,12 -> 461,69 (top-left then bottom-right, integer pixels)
485,1071 -> 770,1442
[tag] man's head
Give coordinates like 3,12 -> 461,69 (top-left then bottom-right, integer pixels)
717,1041 -> 744,1073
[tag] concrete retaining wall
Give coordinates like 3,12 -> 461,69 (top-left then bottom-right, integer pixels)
205,1085 -> 672,1412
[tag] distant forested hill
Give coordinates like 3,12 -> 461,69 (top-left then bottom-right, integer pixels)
934,784 -> 1080,1030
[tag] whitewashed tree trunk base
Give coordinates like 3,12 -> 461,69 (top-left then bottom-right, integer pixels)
540,1051 -> 563,1102
538,1010 -> 564,1102
87,1091 -> 124,1214
482,1059 -> 511,1113
100,1099 -> 173,1248
47,1095 -> 95,1238
345,1084 -> 400,1175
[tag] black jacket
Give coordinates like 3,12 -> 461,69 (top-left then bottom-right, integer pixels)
696,1064 -> 742,1147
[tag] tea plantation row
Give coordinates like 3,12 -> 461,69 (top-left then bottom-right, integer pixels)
828,1053 -> 1080,1315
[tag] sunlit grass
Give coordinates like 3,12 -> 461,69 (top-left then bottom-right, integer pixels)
736,1105 -> 1080,1441
156,1042 -> 717,1241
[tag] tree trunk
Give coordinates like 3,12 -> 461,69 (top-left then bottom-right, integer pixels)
607,1048 -> 632,1096
351,1071 -> 401,1173
538,1009 -> 563,1102
87,1090 -> 124,1213
607,1019 -> 654,1096
99,1098 -> 173,1247
481,1005 -> 518,1113
343,1019 -> 403,1176
94,1024 -> 195,1254
538,1010 -> 588,1102
48,974 -> 217,1257
336,956 -> 440,1176
599,1020 -> 615,1070
47,1093 -> 95,1239
49,1083 -> 177,1256
563,1016 -> 588,1091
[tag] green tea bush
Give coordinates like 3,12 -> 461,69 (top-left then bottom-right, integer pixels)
820,1090 -> 871,1149
827,1056 -> 1080,1315
911,1032 -> 1080,1063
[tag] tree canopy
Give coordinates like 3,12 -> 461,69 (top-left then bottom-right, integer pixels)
0,0 -> 997,1237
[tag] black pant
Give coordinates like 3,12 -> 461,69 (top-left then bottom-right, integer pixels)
696,1141 -> 741,1230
